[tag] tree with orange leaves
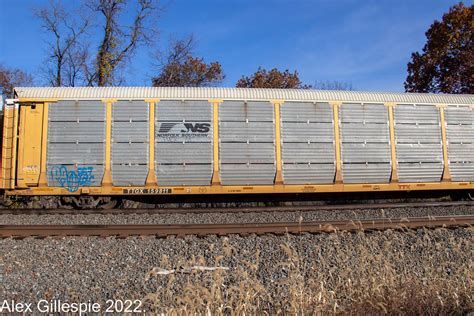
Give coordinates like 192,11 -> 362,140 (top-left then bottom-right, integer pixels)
236,67 -> 309,89
405,3 -> 473,94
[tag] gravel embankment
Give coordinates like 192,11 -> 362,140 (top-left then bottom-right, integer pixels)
0,228 -> 472,313
0,205 -> 472,225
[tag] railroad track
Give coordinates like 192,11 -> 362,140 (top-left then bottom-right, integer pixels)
1,200 -> 472,216
1,215 -> 472,238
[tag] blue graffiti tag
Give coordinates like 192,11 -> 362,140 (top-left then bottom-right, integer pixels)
49,165 -> 95,192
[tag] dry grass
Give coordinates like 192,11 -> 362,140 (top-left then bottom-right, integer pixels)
144,228 -> 473,315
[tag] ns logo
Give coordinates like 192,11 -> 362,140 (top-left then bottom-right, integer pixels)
158,122 -> 211,134
181,123 -> 210,133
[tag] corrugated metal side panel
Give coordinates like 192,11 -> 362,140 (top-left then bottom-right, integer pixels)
445,106 -> 474,181
396,163 -> 444,182
282,164 -> 336,184
15,87 -> 474,105
155,143 -> 212,163
447,144 -> 474,161
219,122 -> 274,142
155,100 -> 213,185
340,123 -> 390,142
47,143 -> 105,164
111,101 -> 148,186
394,104 -> 440,123
220,143 -> 275,163
446,125 -> 473,142
282,143 -> 335,163
112,100 -> 149,121
281,123 -> 334,142
280,102 -> 333,122
219,101 -> 275,184
341,163 -> 392,184
445,106 -> 473,123
220,164 -> 276,185
449,162 -> 474,181
112,122 -> 149,142
112,143 -> 148,164
155,160 -> 213,185
341,143 -> 391,162
395,125 -> 442,143
156,100 -> 211,121
219,101 -> 274,121
156,164 -> 213,186
339,103 -> 387,123
339,104 -> 391,183
110,166 -> 149,186
396,144 -> 443,162
49,122 -> 106,142
397,164 -> 443,182
49,100 -> 105,121
47,101 -> 105,188
280,102 -> 335,184
394,104 -> 443,182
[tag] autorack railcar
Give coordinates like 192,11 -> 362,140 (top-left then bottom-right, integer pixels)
1,87 -> 473,207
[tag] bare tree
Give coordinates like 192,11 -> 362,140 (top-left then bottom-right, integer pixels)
0,64 -> 34,98
36,0 -> 90,86
152,35 -> 224,87
87,0 -> 158,86
313,80 -> 353,91
64,45 -> 91,87
156,35 -> 196,67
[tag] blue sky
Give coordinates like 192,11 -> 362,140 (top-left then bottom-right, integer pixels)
0,0 -> 470,91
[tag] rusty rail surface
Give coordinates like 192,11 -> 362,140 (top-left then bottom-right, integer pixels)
1,201 -> 473,216
1,215 -> 472,238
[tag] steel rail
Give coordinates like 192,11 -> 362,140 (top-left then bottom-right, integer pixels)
1,201 -> 472,216
1,215 -> 472,238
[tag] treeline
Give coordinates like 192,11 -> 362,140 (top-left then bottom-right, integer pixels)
1,1 -> 472,96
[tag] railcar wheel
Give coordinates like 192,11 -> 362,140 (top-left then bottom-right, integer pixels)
98,197 -> 121,209
36,196 -> 61,209
55,196 -> 121,209
450,190 -> 474,201
66,196 -> 121,209
58,197 -> 75,209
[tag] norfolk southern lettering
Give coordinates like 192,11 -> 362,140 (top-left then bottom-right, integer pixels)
157,122 -> 211,140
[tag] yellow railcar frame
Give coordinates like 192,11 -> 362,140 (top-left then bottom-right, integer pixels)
2,98 -> 473,196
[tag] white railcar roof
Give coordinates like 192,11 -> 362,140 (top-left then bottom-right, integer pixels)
14,87 -> 474,105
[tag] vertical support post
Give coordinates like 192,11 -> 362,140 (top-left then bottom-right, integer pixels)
211,100 -> 221,185
102,101 -> 113,186
272,101 -> 284,184
386,103 -> 399,182
1,102 -> 20,189
146,100 -> 158,186
10,103 -> 19,189
0,104 -> 9,189
38,102 -> 49,186
331,102 -> 343,183
438,105 -> 451,182
16,106 -> 27,187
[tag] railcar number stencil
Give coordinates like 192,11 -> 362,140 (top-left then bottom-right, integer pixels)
122,188 -> 172,194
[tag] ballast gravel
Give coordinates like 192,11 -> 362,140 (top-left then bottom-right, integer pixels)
0,228 -> 472,313
0,205 -> 472,225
